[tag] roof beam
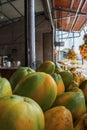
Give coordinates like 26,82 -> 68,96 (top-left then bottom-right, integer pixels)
0,0 -> 16,5
0,17 -> 23,28
0,11 -> 14,23
7,0 -> 23,17
70,0 -> 83,30
53,7 -> 87,16
41,0 -> 55,30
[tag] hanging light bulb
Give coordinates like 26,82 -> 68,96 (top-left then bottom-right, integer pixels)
0,15 -> 4,19
67,16 -> 70,24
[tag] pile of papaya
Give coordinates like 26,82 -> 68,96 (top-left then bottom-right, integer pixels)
0,60 -> 87,130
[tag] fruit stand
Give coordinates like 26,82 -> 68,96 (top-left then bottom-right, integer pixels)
0,60 -> 87,130
0,0 -> 87,130
58,59 -> 87,78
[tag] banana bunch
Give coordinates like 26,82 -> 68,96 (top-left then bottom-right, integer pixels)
66,49 -> 76,60
79,43 -> 87,61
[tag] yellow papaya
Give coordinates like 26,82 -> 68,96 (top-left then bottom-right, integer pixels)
0,77 -> 12,97
44,106 -> 73,130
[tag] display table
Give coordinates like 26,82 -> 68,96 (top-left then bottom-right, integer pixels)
0,67 -> 17,79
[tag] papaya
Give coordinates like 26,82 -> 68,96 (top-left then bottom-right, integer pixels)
51,73 -> 65,95
53,91 -> 86,121
73,73 -> 85,85
74,113 -> 87,130
9,67 -> 35,90
13,72 -> 57,111
79,79 -> 87,103
73,73 -> 79,83
0,77 -> 12,97
66,80 -> 79,92
68,87 -> 83,94
54,62 -> 63,73
36,60 -> 55,75
44,106 -> 73,130
59,70 -> 73,91
0,95 -> 45,130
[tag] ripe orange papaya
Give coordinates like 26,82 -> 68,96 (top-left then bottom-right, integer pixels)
44,106 -> 73,130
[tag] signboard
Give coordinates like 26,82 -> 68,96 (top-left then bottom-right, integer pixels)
55,41 -> 65,46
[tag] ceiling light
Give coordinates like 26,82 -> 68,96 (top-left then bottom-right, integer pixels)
0,15 -> 4,19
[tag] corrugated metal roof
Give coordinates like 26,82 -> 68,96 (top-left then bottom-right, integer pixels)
0,0 -> 44,27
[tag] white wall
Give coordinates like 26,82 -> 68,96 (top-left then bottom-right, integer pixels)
56,26 -> 87,62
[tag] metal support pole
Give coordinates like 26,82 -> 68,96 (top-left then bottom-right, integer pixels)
72,32 -> 74,49
52,28 -> 55,62
25,0 -> 36,69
